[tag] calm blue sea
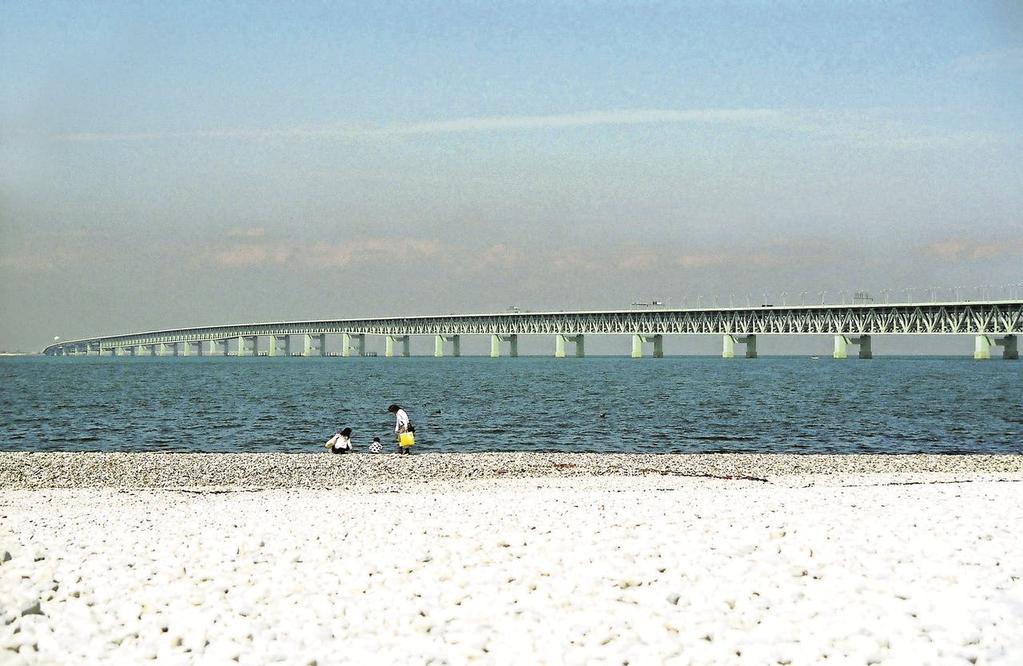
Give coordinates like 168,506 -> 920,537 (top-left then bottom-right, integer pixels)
1,356 -> 1020,454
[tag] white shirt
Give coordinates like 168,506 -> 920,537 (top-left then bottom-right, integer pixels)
326,434 -> 352,451
394,409 -> 410,434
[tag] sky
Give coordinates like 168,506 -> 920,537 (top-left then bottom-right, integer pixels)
1,1 -> 1021,353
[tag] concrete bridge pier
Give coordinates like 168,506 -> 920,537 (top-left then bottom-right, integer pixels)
269,335 -> 291,357
723,334 -> 757,359
341,333 -> 366,357
975,334 -> 1019,360
555,334 -> 585,358
834,334 -> 872,359
302,334 -> 326,357
175,341 -> 188,357
231,336 -> 257,356
435,335 -> 461,357
490,334 -> 519,358
385,335 -> 410,357
631,334 -> 664,358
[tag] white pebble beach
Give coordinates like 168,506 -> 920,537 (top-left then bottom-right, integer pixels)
2,452 -> 1022,664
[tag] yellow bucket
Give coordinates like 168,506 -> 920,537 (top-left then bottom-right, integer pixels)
399,432 -> 416,447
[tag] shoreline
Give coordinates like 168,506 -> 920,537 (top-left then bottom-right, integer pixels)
2,451 -> 1022,489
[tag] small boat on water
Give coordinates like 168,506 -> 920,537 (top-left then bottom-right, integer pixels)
810,355 -> 820,360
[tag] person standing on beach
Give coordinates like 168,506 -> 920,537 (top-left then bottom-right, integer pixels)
388,404 -> 414,454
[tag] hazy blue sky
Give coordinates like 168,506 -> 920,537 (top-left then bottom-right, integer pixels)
2,1 -> 1021,352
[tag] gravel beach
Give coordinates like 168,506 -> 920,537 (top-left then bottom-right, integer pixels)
3,453 -> 1023,663
3,451 -> 1023,489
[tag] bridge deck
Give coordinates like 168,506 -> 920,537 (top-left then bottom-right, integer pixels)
43,301 -> 1022,356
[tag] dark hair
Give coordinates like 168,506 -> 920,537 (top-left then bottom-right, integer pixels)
341,427 -> 352,437
388,404 -> 400,413
372,437 -> 381,442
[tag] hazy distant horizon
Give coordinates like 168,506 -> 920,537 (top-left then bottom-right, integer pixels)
2,2 -> 1021,351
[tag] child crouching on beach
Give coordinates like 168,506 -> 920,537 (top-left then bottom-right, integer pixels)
325,427 -> 353,454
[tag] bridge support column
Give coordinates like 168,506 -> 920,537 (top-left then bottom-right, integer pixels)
176,341 -> 188,357
976,335 -> 1018,360
435,335 -> 461,357
834,335 -> 871,359
631,334 -> 664,358
385,335 -> 410,358
1004,335 -> 1020,360
269,335 -> 290,357
555,334 -> 584,358
723,334 -> 757,359
303,334 -> 326,357
340,333 -> 365,357
490,334 -> 519,358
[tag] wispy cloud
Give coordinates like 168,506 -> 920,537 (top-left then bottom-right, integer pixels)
209,237 -> 443,269
382,109 -> 781,136
49,107 -> 1011,151
543,239 -> 842,275
952,46 -> 1023,74
51,108 -> 784,143
921,237 -> 1023,261
226,227 -> 268,239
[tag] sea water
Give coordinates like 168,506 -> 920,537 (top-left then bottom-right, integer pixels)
1,356 -> 1020,454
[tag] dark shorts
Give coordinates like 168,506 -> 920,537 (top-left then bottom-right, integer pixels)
331,447 -> 350,454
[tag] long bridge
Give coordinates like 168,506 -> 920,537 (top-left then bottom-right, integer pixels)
43,300 -> 1021,360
